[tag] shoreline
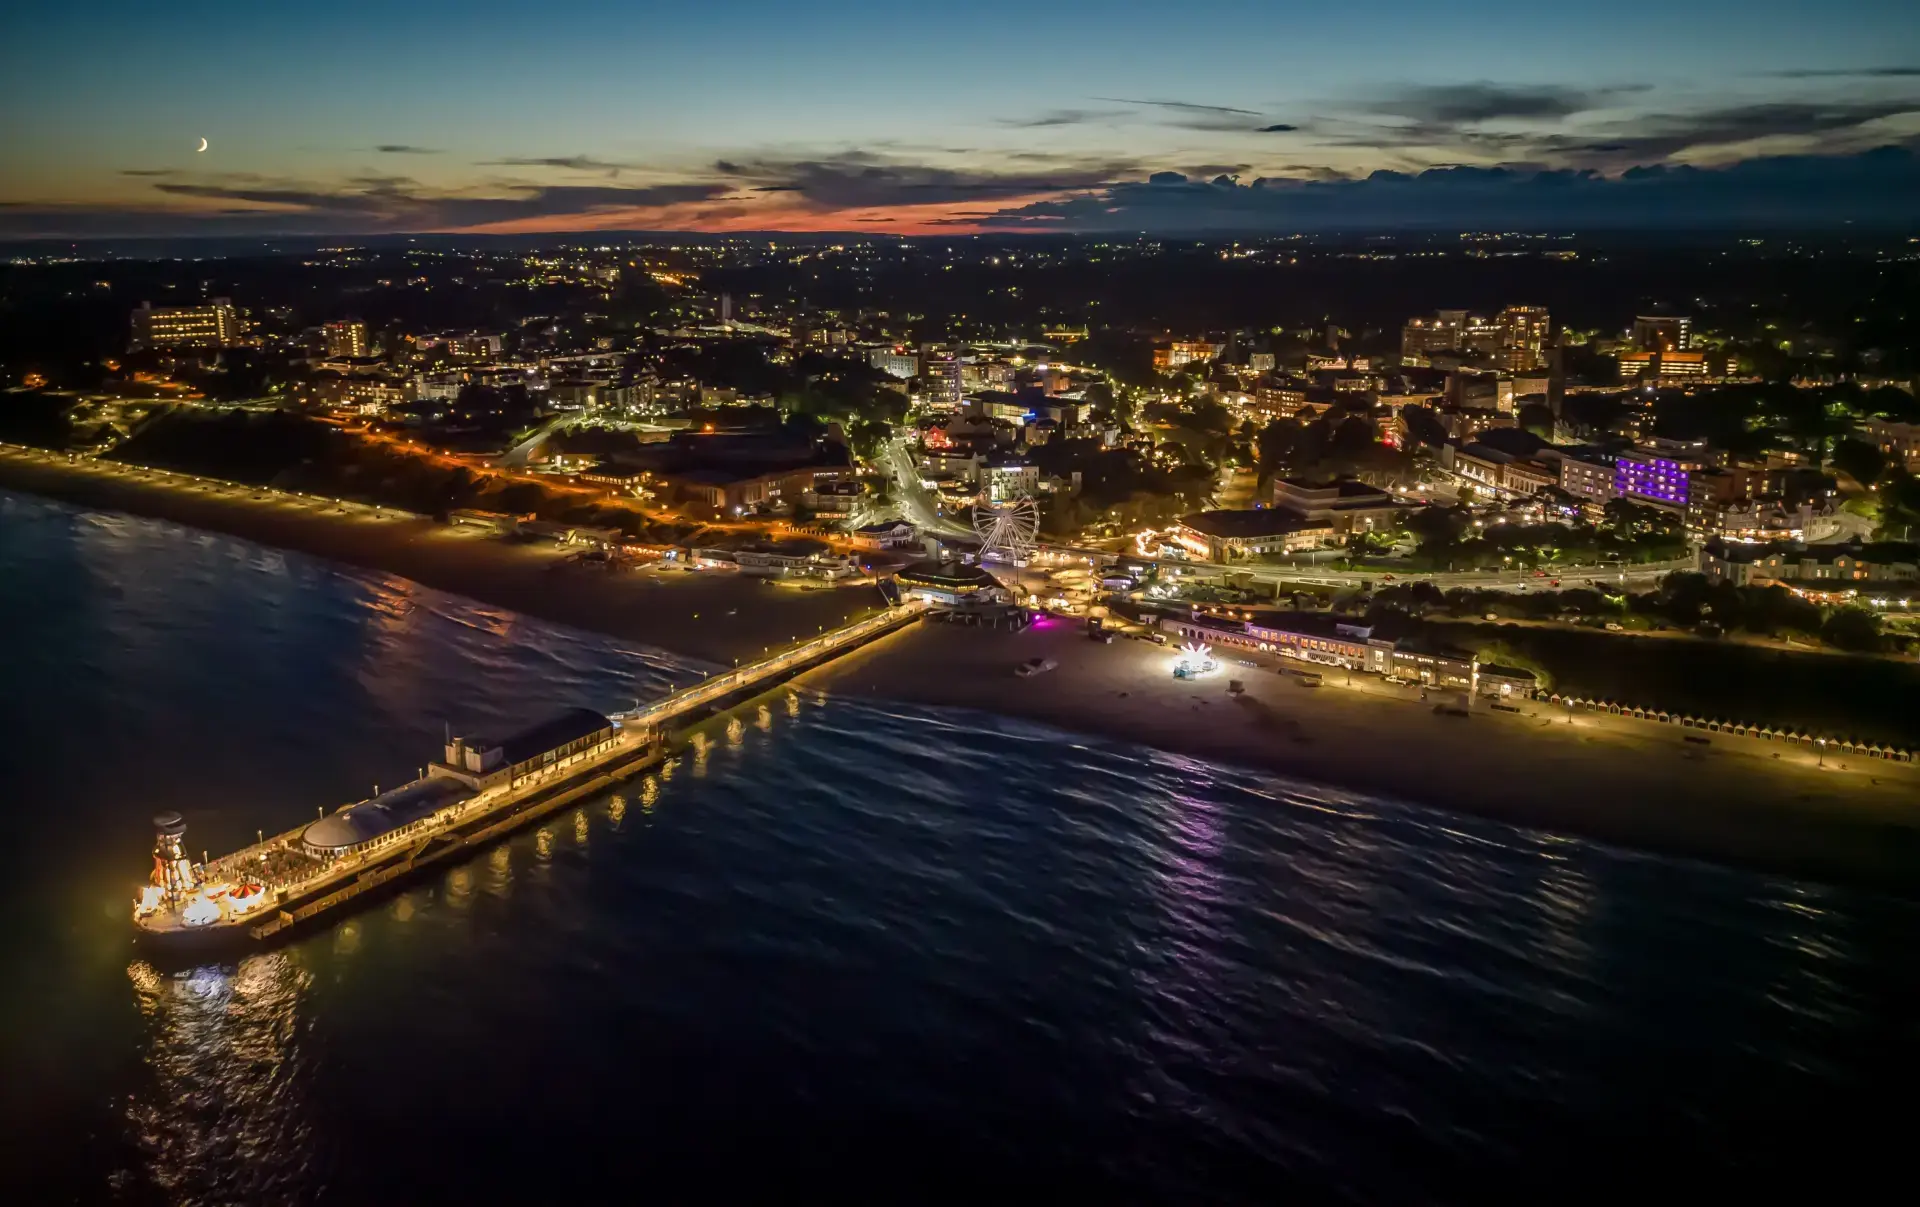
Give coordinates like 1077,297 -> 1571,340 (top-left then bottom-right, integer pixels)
8,446 -> 1920,895
0,446 -> 879,668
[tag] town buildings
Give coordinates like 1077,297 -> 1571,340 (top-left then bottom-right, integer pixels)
1174,510 -> 1335,561
1701,541 -> 1919,587
1269,477 -> 1402,532
1617,349 -> 1715,383
1159,613 -> 1487,693
892,560 -> 1011,608
1631,314 -> 1692,352
1154,341 -> 1224,370
1862,417 -> 1920,473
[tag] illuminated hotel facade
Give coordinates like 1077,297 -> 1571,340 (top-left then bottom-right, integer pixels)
1614,448 -> 1705,509
130,299 -> 245,350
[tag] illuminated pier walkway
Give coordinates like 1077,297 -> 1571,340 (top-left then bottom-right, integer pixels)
621,598 -> 929,728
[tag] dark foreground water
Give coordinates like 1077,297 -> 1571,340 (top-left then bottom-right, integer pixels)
2,490 -> 1916,1203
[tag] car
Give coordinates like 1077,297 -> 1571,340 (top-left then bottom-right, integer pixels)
1550,579 -> 1561,587
1381,573 -> 1395,581
1532,569 -> 1548,578
1015,657 -> 1059,677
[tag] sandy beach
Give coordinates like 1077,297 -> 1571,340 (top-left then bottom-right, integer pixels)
0,447 -> 879,667
804,621 -> 1920,893
9,444 -> 1920,892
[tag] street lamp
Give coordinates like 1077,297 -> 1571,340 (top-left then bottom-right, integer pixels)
1817,738 -> 1827,767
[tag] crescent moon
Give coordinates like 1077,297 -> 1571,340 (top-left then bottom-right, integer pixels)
196,137 -> 208,153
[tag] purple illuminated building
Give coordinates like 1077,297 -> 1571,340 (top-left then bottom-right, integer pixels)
1615,452 -> 1695,507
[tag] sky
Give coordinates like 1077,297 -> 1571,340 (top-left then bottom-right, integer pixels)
4,0 -> 1919,237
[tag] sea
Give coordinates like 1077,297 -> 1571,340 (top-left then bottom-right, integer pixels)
1,488 -> 1915,1204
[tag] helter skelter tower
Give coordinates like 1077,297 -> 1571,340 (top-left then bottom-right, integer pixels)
151,812 -> 201,901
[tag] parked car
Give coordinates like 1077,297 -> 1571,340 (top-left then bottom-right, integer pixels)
1016,657 -> 1059,677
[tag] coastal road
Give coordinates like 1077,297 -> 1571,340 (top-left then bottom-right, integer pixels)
881,438 -> 973,539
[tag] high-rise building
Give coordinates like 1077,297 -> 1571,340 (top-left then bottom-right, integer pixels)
130,299 -> 244,350
1459,316 -> 1505,357
1497,306 -> 1550,372
921,354 -> 963,404
1401,314 -> 1462,358
323,320 -> 370,359
1631,315 -> 1692,352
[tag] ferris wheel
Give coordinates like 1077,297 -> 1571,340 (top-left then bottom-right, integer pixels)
972,493 -> 1041,561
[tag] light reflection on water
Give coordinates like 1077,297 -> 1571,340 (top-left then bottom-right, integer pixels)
124,952 -> 315,1202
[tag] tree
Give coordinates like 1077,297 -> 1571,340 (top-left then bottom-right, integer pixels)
1830,437 -> 1887,488
1400,405 -> 1447,449
1517,401 -> 1555,440
1822,605 -> 1884,653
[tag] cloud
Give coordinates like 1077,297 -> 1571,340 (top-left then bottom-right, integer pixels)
710,151 -> 1132,208
479,155 -> 637,172
1256,124 -> 1299,133
1366,83 -> 1627,125
119,169 -> 174,177
1552,99 -> 1920,165
116,174 -> 734,231
969,147 -> 1920,232
1090,95 -> 1294,132
1094,96 -> 1262,117
999,108 -> 1126,128
1768,66 -> 1920,79
374,144 -> 442,154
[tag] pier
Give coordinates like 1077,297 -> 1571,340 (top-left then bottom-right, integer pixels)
135,598 -> 928,947
621,598 -> 928,728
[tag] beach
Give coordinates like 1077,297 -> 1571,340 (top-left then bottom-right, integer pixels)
0,446 -> 878,667
8,444 -> 1920,892
803,621 -> 1920,893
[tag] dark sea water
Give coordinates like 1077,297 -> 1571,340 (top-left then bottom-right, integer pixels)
2,488 -> 1916,1203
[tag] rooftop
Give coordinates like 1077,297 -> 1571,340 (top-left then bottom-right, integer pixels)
474,707 -> 614,766
303,777 -> 475,851
896,559 -> 1002,589
1180,509 -> 1327,539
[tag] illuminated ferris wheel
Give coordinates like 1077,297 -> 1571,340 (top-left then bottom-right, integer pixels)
972,493 -> 1041,560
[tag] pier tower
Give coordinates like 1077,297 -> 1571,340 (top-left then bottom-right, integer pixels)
151,812 -> 200,900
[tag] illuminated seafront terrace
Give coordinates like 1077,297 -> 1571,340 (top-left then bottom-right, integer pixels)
131,597 -> 929,943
